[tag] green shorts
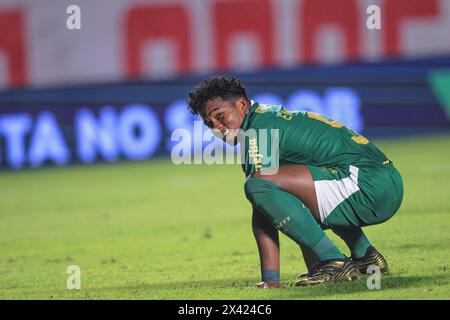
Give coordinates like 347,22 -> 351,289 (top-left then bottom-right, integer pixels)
306,161 -> 404,228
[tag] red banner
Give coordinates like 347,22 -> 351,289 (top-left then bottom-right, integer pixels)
0,0 -> 448,89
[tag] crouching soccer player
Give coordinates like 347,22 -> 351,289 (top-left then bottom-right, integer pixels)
187,76 -> 404,287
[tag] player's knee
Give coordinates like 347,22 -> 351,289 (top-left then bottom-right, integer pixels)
244,178 -> 279,205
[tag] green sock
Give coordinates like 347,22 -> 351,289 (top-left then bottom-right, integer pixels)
332,226 -> 372,259
245,178 -> 344,262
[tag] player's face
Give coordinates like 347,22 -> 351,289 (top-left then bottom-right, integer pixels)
200,97 -> 248,145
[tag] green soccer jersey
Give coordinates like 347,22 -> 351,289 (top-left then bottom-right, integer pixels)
240,101 -> 390,177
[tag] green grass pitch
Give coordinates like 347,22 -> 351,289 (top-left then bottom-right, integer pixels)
1,135 -> 449,299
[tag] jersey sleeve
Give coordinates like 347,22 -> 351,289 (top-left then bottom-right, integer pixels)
243,129 -> 280,177
241,108 -> 283,177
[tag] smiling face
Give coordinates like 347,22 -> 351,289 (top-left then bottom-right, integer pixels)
200,96 -> 250,145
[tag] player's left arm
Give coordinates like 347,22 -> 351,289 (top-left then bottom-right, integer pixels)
252,207 -> 285,288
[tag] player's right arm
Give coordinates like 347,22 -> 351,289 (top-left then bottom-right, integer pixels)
252,207 -> 285,288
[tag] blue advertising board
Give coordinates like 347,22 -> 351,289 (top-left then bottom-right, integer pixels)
1,56 -> 449,170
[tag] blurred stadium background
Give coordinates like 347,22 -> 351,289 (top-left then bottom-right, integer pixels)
0,0 -> 449,299
0,0 -> 450,169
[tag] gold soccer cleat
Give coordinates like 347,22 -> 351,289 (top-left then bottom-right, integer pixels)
351,246 -> 389,274
295,259 -> 360,286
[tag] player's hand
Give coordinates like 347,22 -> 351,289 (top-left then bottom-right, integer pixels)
254,280 -> 287,289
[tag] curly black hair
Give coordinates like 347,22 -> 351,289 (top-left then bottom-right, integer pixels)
187,75 -> 249,115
